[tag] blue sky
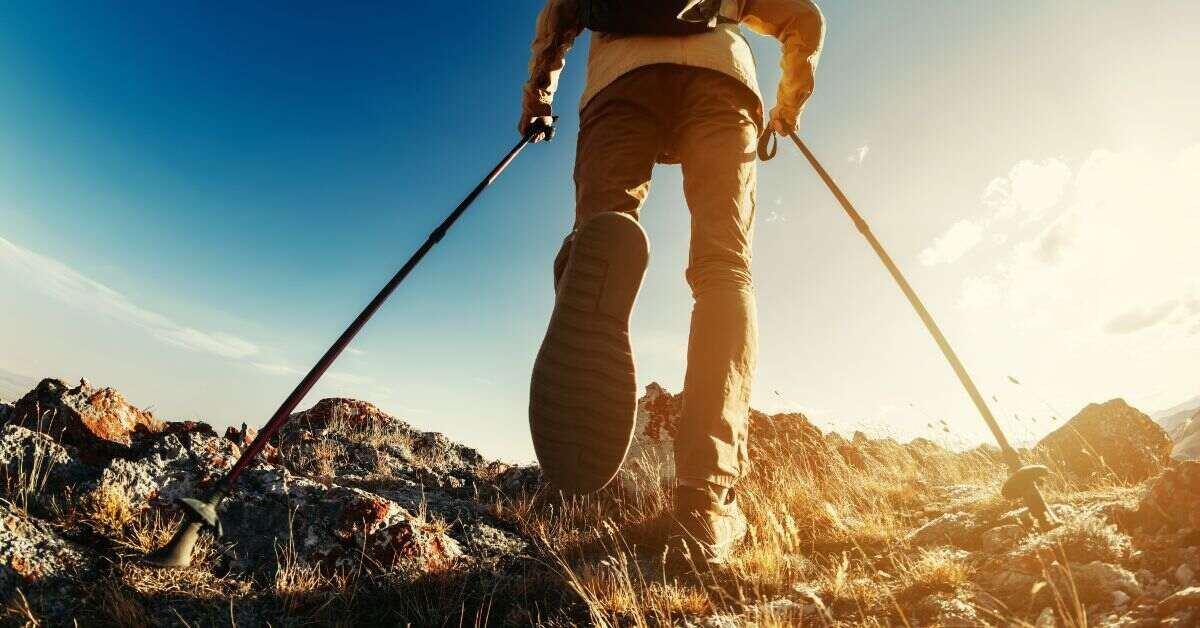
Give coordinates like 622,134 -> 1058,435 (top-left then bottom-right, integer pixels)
3,2 -> 1198,461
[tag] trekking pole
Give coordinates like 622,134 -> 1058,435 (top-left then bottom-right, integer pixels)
779,132 -> 1058,529
144,118 -> 557,568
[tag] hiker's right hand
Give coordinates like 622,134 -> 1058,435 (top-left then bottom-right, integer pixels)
768,104 -> 799,137
519,103 -> 555,142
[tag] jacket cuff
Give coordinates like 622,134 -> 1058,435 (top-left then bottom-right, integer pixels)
522,87 -> 555,116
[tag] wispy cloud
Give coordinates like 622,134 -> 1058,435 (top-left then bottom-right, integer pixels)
0,235 -> 261,360
1103,301 -> 1180,335
847,144 -> 870,165
250,362 -> 301,375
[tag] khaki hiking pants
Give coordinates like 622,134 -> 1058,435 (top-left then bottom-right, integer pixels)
559,64 -> 760,489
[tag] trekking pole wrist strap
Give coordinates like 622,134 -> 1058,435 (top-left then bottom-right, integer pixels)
757,129 -> 778,162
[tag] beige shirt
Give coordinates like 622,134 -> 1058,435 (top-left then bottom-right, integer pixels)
522,0 -> 825,126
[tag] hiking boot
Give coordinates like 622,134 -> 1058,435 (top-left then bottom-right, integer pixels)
529,212 -> 649,495
672,484 -> 748,565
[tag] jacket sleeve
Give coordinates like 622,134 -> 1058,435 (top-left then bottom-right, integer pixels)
739,0 -> 826,124
522,0 -> 584,117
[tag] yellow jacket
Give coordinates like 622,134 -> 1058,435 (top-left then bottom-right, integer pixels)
522,0 -> 825,128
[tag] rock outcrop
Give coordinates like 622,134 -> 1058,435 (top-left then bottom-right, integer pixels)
621,383 -> 681,490
6,378 -> 164,460
1034,399 -> 1172,484
0,378 -> 526,625
1138,460 -> 1200,532
1,377 -> 1196,627
621,382 -> 991,492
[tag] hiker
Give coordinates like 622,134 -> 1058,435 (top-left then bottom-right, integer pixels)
523,0 -> 824,562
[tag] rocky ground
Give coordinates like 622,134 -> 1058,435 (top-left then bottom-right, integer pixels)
1,378 -> 1198,626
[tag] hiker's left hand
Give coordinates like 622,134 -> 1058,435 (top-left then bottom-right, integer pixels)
519,100 -> 554,141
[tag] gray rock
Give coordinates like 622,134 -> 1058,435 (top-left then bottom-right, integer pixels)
0,501 -> 94,608
1071,561 -> 1142,598
220,466 -> 464,574
494,464 -> 543,496
96,425 -> 473,576
983,566 -> 1039,599
917,592 -> 982,626
276,398 -> 492,495
981,523 -> 1025,553
909,511 -> 980,548
98,429 -> 241,507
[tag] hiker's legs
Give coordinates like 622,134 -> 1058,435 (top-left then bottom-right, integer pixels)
557,68 -> 668,285
673,70 -> 760,490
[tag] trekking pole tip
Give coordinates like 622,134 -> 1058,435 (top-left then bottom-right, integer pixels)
142,494 -> 223,569
1001,464 -> 1059,529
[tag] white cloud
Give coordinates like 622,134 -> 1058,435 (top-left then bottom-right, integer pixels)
919,219 -> 984,266
921,159 -> 1071,269
983,158 -> 1072,221
962,145 -> 1200,335
0,235 -> 261,361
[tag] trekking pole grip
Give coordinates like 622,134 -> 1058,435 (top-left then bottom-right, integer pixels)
526,115 -> 558,142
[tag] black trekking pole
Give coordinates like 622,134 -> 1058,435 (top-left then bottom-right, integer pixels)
777,131 -> 1058,529
144,118 -> 557,568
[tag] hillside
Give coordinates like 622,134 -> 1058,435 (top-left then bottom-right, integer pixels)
1171,412 -> 1200,461
2,378 -> 1198,626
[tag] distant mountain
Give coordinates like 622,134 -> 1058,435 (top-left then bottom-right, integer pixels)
0,367 -> 36,401
1172,411 -> 1200,460
1153,394 -> 1200,440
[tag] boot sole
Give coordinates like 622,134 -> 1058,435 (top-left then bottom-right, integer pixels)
530,212 -> 649,496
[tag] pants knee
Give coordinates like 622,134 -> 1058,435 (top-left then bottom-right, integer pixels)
686,258 -> 753,296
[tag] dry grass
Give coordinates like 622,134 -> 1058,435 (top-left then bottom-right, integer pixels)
78,482 -> 138,538
481,426 -> 1021,626
488,412 -> 1156,626
1016,514 -> 1131,564
2,589 -> 41,628
893,548 -> 973,600
87,578 -> 154,627
0,434 -> 57,517
324,406 -> 412,451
